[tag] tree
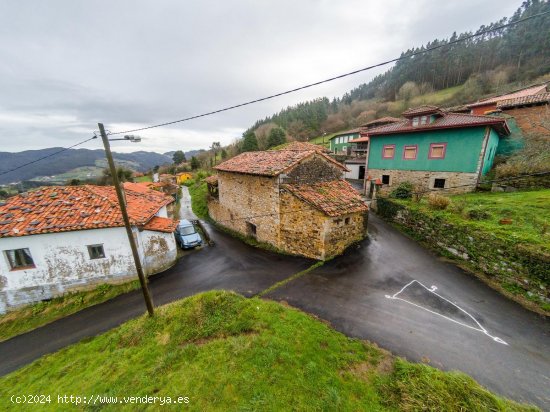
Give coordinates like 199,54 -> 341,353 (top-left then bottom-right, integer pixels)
190,156 -> 200,170
173,150 -> 186,164
221,149 -> 228,159
68,179 -> 81,186
153,165 -> 160,173
266,127 -> 287,148
210,141 -> 221,164
98,167 -> 134,185
241,131 -> 259,152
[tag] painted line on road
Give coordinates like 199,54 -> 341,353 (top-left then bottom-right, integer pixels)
385,280 -> 508,345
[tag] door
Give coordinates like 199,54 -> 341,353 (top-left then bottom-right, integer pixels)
358,166 -> 365,180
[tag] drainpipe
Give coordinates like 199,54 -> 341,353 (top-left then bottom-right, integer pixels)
476,127 -> 491,187
363,137 -> 371,196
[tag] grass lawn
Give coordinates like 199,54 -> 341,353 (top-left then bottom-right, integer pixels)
0,281 -> 140,342
0,291 -> 536,411
185,177 -> 209,220
408,190 -> 550,249
135,175 -> 153,183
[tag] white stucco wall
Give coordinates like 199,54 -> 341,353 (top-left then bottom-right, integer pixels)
344,164 -> 361,179
156,205 -> 168,218
0,226 -> 177,313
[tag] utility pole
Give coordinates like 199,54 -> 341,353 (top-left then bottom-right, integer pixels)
98,123 -> 155,316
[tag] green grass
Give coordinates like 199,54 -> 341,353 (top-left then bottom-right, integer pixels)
0,291 -> 536,411
0,281 -> 140,342
135,175 -> 153,183
403,190 -> 550,248
309,132 -> 339,147
185,178 -> 209,220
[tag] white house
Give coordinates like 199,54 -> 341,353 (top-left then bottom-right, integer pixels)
0,183 -> 178,313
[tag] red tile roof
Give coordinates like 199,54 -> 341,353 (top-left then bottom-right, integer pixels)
275,141 -> 330,153
215,150 -> 347,176
401,105 -> 442,117
282,180 -> 368,217
0,184 -> 175,238
364,111 -> 510,137
467,84 -> 548,108
349,136 -> 369,143
361,117 -> 402,127
142,216 -> 178,233
496,92 -> 550,109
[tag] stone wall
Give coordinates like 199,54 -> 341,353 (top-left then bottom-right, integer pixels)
209,172 -> 280,245
279,190 -> 368,260
376,198 -> 549,310
503,105 -> 550,137
283,155 -> 344,184
367,169 -> 479,195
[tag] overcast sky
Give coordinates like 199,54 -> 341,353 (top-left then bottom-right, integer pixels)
0,0 -> 520,154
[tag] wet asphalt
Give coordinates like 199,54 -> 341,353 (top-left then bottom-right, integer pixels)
0,205 -> 548,408
265,214 -> 550,409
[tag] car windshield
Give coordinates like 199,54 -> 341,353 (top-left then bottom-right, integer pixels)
178,226 -> 196,236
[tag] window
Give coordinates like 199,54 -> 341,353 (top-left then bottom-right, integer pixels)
345,217 -> 350,225
429,143 -> 447,159
433,178 -> 446,189
382,144 -> 395,159
5,248 -> 35,270
246,222 -> 257,238
403,145 -> 418,160
412,117 -> 420,126
382,175 -> 390,185
420,116 -> 428,125
88,244 -> 105,260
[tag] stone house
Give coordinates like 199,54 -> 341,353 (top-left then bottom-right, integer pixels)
363,105 -> 510,197
0,183 -> 178,313
207,144 -> 368,260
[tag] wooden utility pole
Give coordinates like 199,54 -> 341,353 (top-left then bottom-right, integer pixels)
98,123 -> 155,316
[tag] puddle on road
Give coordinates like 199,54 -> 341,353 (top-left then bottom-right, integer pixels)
386,280 -> 508,345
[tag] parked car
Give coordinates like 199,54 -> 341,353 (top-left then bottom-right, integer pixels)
175,219 -> 202,249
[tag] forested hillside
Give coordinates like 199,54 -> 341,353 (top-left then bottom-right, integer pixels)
245,0 -> 550,142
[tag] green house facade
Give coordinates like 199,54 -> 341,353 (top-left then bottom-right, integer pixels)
329,129 -> 360,154
364,106 -> 509,196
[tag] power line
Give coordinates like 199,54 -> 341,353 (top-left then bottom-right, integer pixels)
109,9 -> 550,136
0,136 -> 97,179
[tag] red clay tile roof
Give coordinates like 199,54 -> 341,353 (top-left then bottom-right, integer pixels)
282,180 -> 368,217
349,136 -> 369,143
364,111 -> 510,137
0,184 -> 175,238
361,117 -> 402,127
204,175 -> 219,185
142,216 -> 178,233
468,84 -> 547,108
275,141 -> 330,153
401,105 -> 442,117
215,150 -> 347,176
496,92 -> 550,109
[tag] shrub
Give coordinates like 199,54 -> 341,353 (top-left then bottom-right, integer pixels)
427,193 -> 451,210
465,207 -> 491,220
390,182 -> 414,199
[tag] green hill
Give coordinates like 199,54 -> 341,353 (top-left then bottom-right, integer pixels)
0,291 -> 536,411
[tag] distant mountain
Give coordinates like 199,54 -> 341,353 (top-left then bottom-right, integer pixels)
163,149 -> 206,159
0,148 -> 171,185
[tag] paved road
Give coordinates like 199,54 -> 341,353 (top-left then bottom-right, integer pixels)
0,223 -> 312,376
179,186 -> 198,220
265,214 -> 550,409
1,212 -> 548,408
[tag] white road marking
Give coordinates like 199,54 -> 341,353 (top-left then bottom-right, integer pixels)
385,280 -> 508,345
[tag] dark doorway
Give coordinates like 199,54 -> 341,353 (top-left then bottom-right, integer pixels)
358,166 -> 365,180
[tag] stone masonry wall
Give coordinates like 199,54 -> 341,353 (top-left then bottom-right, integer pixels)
279,191 -> 327,259
208,171 -> 280,246
367,169 -> 479,195
324,211 -> 368,258
504,105 -> 550,137
283,155 -> 344,184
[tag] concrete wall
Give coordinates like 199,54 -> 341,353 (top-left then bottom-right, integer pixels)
0,227 -> 176,313
344,164 -> 361,179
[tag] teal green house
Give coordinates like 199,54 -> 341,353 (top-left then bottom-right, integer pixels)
364,105 -> 510,196
329,128 -> 361,154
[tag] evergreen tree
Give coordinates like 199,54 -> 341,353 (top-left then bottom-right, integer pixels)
172,150 -> 186,164
266,127 -> 287,148
190,156 -> 200,170
241,131 -> 259,152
